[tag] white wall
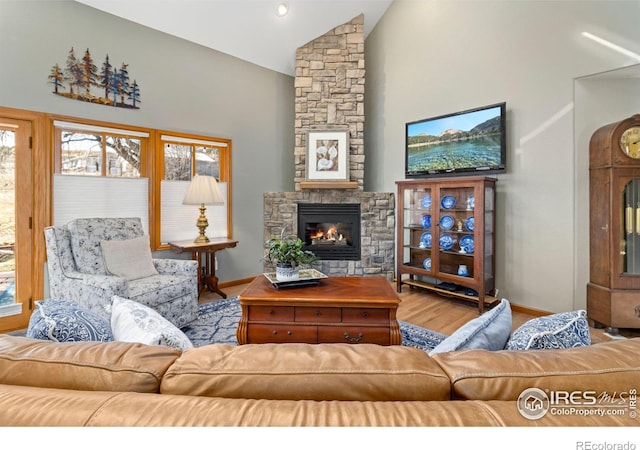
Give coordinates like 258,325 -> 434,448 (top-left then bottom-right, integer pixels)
365,0 -> 640,312
0,1 -> 295,285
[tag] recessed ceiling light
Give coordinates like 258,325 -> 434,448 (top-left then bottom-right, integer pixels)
275,2 -> 289,17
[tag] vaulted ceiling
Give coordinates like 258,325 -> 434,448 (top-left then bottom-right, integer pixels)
75,0 -> 394,76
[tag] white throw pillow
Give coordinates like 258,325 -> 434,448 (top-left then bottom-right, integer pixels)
100,235 -> 159,281
109,296 -> 193,351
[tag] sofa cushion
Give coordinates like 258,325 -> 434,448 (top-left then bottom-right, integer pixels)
506,310 -> 591,350
161,343 -> 451,401
26,299 -> 113,342
429,299 -> 511,355
432,338 -> 640,401
100,235 -> 158,281
0,335 -> 180,393
67,217 -> 144,275
1,384 -> 638,426
109,296 -> 193,351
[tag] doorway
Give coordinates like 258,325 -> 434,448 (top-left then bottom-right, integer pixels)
0,118 -> 33,332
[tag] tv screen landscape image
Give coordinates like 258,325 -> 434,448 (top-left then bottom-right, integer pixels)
405,102 -> 506,178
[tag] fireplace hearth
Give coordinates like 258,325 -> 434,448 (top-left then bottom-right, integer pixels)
297,203 -> 360,261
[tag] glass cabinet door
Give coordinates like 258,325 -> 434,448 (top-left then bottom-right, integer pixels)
621,178 -> 640,276
483,184 -> 495,284
402,187 -> 433,273
436,185 -> 476,282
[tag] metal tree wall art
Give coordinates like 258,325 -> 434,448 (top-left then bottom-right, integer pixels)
48,47 -> 141,109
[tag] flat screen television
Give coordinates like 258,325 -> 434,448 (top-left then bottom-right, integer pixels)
405,102 -> 506,178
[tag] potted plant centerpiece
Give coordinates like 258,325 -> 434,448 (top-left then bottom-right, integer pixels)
265,228 -> 317,281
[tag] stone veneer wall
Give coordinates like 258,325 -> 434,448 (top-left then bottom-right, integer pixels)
264,14 -> 395,280
294,14 -> 365,191
264,192 -> 395,278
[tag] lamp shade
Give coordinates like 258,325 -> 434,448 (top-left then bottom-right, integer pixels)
182,175 -> 224,205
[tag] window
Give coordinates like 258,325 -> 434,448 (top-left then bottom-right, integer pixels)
51,118 -> 232,249
52,120 -> 151,233
162,135 -> 223,180
54,120 -> 148,177
157,133 -> 232,247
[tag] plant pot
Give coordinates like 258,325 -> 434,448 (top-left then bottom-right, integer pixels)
275,262 -> 299,282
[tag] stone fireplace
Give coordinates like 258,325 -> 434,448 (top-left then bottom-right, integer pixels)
264,191 -> 394,278
263,14 -> 395,280
297,203 -> 360,260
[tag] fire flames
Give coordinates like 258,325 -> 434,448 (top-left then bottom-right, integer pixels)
310,225 -> 346,245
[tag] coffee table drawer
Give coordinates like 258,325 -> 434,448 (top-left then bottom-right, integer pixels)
318,326 -> 390,345
295,306 -> 341,323
342,308 -> 389,324
247,324 -> 317,343
248,306 -> 294,321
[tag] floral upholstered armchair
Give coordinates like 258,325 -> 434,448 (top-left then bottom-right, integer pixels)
43,217 -> 198,328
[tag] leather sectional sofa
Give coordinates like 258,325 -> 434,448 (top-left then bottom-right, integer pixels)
0,334 -> 638,426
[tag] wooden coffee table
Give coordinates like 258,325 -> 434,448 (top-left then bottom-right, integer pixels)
237,276 -> 401,345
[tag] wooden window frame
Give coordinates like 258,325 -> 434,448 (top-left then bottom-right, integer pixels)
52,118 -> 152,178
154,131 -> 232,250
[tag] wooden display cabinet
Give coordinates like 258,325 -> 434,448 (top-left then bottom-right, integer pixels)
396,177 -> 497,314
588,114 -> 640,333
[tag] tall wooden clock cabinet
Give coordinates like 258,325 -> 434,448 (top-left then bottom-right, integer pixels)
588,114 -> 640,333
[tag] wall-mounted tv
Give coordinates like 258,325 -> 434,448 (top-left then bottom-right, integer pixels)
405,102 -> 506,178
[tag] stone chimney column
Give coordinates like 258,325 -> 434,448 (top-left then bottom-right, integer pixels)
294,14 -> 365,191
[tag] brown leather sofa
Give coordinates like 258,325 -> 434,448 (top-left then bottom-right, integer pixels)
0,334 -> 638,426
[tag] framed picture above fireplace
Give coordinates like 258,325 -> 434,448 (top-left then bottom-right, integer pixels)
306,130 -> 349,182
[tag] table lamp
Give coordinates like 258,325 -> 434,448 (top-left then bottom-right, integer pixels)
182,175 -> 224,243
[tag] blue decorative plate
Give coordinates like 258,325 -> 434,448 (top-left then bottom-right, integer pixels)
421,214 -> 431,229
460,235 -> 474,253
421,194 -> 432,209
420,232 -> 432,249
439,215 -> 454,231
423,258 -> 431,271
439,233 -> 454,250
441,195 -> 456,209
465,216 -> 475,232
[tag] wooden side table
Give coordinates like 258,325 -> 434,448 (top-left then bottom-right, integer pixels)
168,238 -> 238,298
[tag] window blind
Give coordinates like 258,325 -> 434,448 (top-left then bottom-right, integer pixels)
161,180 -> 228,243
53,174 -> 149,233
160,134 -> 228,147
53,120 -> 150,138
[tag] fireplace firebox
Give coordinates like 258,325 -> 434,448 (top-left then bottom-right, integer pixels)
297,203 -> 361,260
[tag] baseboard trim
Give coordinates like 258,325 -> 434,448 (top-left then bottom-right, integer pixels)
219,276 -> 256,288
509,303 -> 549,317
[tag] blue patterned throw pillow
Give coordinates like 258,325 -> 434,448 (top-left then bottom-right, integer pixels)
506,310 -> 591,350
26,299 -> 114,342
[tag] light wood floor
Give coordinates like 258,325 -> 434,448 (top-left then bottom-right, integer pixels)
214,278 -> 639,345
